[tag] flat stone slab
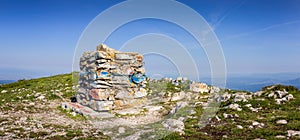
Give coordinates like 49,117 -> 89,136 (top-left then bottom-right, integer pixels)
61,102 -> 114,119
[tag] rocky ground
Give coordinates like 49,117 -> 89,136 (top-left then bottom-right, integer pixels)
0,73 -> 300,139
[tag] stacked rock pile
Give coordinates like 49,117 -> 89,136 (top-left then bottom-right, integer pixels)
77,44 -> 147,111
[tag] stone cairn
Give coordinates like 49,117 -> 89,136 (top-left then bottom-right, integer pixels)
77,44 -> 147,112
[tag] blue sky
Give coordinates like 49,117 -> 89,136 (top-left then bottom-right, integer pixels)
0,0 -> 300,80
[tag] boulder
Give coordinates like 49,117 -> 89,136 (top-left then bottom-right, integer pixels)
190,82 -> 209,93
287,130 -> 300,137
1,90 -> 7,93
276,120 -> 288,125
162,119 -> 185,135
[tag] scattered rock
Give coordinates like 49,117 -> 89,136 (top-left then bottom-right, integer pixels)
143,106 -> 163,113
228,103 -> 242,111
217,92 -> 231,102
210,86 -> 220,93
249,107 -> 262,112
170,101 -> 188,115
253,91 -> 263,97
190,82 -> 209,93
233,93 -> 248,102
1,90 -> 8,93
19,117 -> 27,122
37,95 -> 45,100
244,104 -> 252,108
223,113 -> 233,119
216,116 -> 221,121
285,94 -> 294,101
275,135 -> 286,139
252,121 -> 260,126
118,127 -> 125,134
237,125 -> 243,129
189,109 -> 196,115
287,130 -> 300,137
171,91 -> 185,101
162,119 -> 185,135
276,120 -> 288,125
252,121 -> 264,128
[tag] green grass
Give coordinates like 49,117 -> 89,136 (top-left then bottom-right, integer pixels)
161,85 -> 300,139
0,73 -> 76,105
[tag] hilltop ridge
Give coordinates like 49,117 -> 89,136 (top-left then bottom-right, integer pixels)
0,73 -> 299,139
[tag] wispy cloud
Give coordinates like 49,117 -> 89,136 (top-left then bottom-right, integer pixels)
221,19 -> 300,41
212,0 -> 247,30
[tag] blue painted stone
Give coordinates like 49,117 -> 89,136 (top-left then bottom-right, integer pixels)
130,73 -> 146,84
100,71 -> 109,77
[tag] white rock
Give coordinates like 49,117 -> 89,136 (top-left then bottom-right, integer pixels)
229,103 -> 242,111
223,113 -> 233,118
20,117 -> 27,122
71,112 -> 77,116
37,123 -> 43,128
170,101 -> 188,114
268,92 -> 275,98
234,93 -> 248,102
216,116 -> 221,121
287,130 -> 300,137
275,99 -> 282,104
260,123 -> 265,128
162,119 -> 185,135
217,92 -> 231,102
275,135 -> 286,139
37,95 -> 45,100
250,107 -> 262,112
118,127 -> 125,134
245,104 -> 252,108
275,90 -> 287,98
276,120 -> 287,125
285,94 -> 294,101
189,110 -> 196,115
1,90 -> 7,93
252,121 -> 260,126
209,86 -> 220,93
253,91 -> 263,97
134,90 -> 147,98
171,91 -> 185,101
178,117 -> 185,122
144,106 -> 163,112
190,82 -> 209,93
237,125 -> 243,129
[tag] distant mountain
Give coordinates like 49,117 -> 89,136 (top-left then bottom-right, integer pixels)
285,78 -> 300,84
201,73 -> 300,92
282,78 -> 300,89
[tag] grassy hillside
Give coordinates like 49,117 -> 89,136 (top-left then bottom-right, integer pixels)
0,73 -> 299,139
0,73 -> 109,139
